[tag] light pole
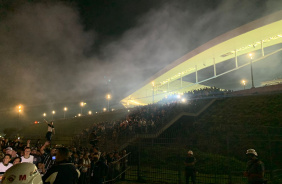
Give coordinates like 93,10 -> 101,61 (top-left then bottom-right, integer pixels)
152,82 -> 155,104
249,53 -> 255,88
80,102 -> 86,115
52,111 -> 55,121
18,105 -> 22,121
106,94 -> 111,112
241,80 -> 246,90
64,107 -> 67,119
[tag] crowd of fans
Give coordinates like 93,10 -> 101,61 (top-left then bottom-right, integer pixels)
0,87 -> 230,183
0,138 -> 129,184
76,87 -> 228,150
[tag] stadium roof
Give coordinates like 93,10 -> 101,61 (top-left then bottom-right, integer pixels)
121,11 -> 282,107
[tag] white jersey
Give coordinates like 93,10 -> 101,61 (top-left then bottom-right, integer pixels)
21,155 -> 34,163
0,162 -> 13,172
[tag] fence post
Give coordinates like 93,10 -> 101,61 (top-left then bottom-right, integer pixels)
178,153 -> 182,184
268,136 -> 273,182
226,135 -> 232,184
137,140 -> 141,182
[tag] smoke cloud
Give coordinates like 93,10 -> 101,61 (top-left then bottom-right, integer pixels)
0,0 -> 281,128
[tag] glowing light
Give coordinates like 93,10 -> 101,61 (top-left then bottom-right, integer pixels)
78,113 -> 81,117
181,98 -> 187,103
242,80 -> 246,85
43,113 -> 46,117
64,107 -> 67,111
88,111 -> 92,115
52,111 -> 55,114
80,102 -> 86,107
103,108 -> 106,112
152,82 -> 155,86
18,105 -> 23,113
106,94 -> 111,99
177,95 -> 181,99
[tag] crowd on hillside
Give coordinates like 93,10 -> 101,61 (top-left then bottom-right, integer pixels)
76,87 -> 227,150
0,138 -> 128,184
0,87 -> 231,183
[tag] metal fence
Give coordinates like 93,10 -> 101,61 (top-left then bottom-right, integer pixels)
120,126 -> 282,184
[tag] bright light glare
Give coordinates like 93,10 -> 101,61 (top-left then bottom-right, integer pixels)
106,94 -> 111,99
103,108 -> 106,112
52,111 -> 55,114
177,95 -> 181,99
78,113 -> 81,117
43,113 -> 46,117
181,98 -> 187,103
64,107 -> 67,111
88,111 -> 92,115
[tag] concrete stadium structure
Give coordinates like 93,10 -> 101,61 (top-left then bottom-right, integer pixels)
121,11 -> 282,107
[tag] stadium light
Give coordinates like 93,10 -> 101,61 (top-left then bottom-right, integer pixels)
52,111 -> 55,120
248,53 -> 255,88
80,102 -> 86,115
64,107 -> 67,119
18,105 -> 23,120
106,94 -> 111,112
241,80 -> 246,90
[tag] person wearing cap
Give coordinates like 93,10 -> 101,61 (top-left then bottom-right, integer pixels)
185,150 -> 196,184
244,149 -> 266,184
5,147 -> 18,163
42,147 -> 79,184
1,163 -> 43,184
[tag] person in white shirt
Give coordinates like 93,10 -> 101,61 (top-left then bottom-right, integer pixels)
21,147 -> 34,163
0,154 -> 13,172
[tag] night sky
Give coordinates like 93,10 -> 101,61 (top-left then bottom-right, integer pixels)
0,0 -> 281,129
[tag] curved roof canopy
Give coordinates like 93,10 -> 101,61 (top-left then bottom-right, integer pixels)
121,11 -> 282,107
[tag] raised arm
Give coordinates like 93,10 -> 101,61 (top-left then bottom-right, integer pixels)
27,140 -> 31,147
44,119 -> 49,125
40,141 -> 50,154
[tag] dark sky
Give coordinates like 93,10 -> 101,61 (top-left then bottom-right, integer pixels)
0,0 -> 281,129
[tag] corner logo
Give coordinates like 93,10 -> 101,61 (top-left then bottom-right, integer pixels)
3,174 -> 16,183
